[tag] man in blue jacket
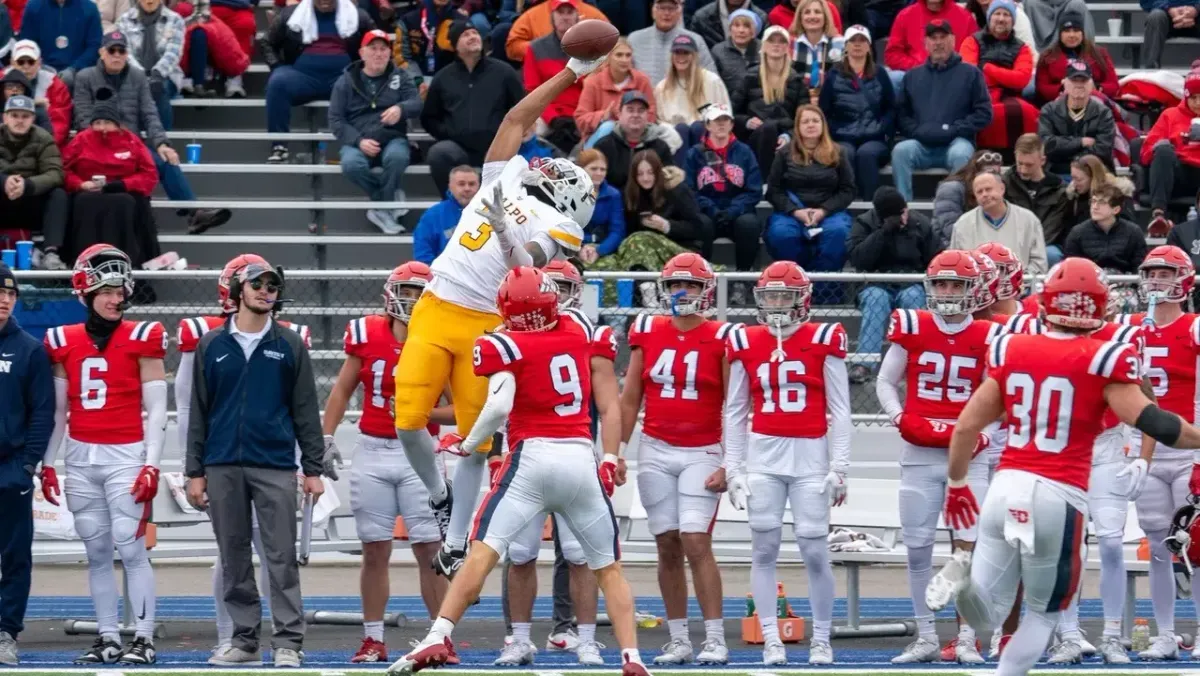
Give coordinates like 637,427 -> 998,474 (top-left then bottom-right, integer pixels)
889,20 -> 992,201
412,165 -> 479,264
0,263 -> 54,665
184,262 -> 325,668
16,0 -> 102,88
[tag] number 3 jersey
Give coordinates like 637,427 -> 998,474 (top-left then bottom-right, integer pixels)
725,322 -> 851,476
474,320 -> 595,451
45,321 -> 166,446
628,313 -> 736,448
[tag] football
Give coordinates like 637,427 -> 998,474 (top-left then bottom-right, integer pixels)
561,19 -> 620,61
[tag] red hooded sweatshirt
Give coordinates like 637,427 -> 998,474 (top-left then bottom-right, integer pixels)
63,127 -> 159,195
1142,99 -> 1200,168
884,0 -> 976,72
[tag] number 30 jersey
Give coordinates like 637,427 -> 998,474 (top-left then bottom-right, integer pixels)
473,320 -> 594,451
45,321 -> 167,445
628,313 -> 736,448
430,156 -> 586,315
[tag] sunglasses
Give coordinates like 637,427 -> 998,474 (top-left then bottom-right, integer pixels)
106,47 -> 126,54
977,151 -> 1003,165
15,59 -> 35,66
249,279 -> 280,293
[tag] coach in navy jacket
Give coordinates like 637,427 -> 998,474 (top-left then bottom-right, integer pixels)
0,262 -> 53,653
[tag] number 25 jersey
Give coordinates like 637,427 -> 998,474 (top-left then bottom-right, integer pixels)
887,309 -> 1002,420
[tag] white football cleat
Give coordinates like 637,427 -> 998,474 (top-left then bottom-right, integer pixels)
493,640 -> 537,666
891,638 -> 940,664
808,640 -> 833,665
926,550 -> 972,612
955,638 -> 984,664
762,640 -> 787,666
1077,631 -> 1096,656
696,639 -> 728,664
546,630 -> 579,652
1046,641 -> 1082,664
1138,635 -> 1180,661
652,639 -> 693,664
1098,636 -> 1130,664
576,640 -> 604,666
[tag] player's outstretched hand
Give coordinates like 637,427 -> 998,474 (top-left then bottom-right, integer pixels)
322,434 -> 343,481
437,432 -> 471,457
475,183 -> 508,236
566,54 -> 607,79
704,466 -> 727,493
944,479 -> 979,530
727,473 -> 751,510
186,477 -> 209,511
130,465 -> 160,504
1118,458 -> 1149,500
599,454 -> 619,497
40,465 -> 61,506
822,471 -> 847,507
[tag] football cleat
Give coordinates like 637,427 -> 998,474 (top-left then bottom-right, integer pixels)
118,637 -> 156,665
762,640 -> 787,665
428,481 -> 453,543
988,633 -> 1010,659
1098,636 -> 1130,664
955,638 -> 984,664
75,637 -> 123,664
926,550 -> 972,612
808,640 -> 833,665
1138,634 -> 1179,660
621,655 -> 652,676
891,637 -> 939,663
351,637 -> 388,663
576,640 -> 604,666
695,638 -> 728,664
1046,640 -> 1082,664
493,640 -> 536,666
386,636 -> 453,675
545,629 -> 579,652
432,545 -> 465,579
652,638 -> 693,664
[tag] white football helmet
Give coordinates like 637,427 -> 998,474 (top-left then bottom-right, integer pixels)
521,157 -> 596,227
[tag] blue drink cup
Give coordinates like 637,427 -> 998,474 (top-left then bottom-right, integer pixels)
616,279 -> 634,307
15,241 -> 32,270
186,143 -> 202,164
1,250 -> 14,268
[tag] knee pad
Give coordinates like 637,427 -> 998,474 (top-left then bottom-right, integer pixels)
1098,535 -> 1124,571
907,543 -> 934,575
115,538 -> 150,568
636,468 -> 678,536
677,492 -> 719,534
796,535 -> 831,570
72,508 -> 111,544
506,517 -> 548,566
1091,500 -> 1128,540
899,483 -> 940,548
557,526 -> 586,566
81,529 -> 115,568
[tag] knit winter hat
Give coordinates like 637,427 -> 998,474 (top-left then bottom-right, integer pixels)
448,20 -> 477,50
872,187 -> 908,221
89,87 -> 122,125
728,8 -> 762,35
0,262 -> 16,297
986,0 -> 1016,24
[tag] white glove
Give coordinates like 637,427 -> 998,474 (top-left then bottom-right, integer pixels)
566,55 -> 607,79
475,182 -> 515,249
1117,457 -> 1149,501
822,471 -> 847,507
322,434 -> 343,481
728,473 -> 751,510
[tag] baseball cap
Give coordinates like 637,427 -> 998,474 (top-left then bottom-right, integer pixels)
925,19 -> 952,37
102,31 -> 128,48
654,0 -> 682,5
703,104 -> 733,122
1186,72 -> 1200,97
620,90 -> 650,108
3,95 -> 35,115
360,29 -> 391,49
240,262 -> 282,285
671,34 -> 698,53
1064,59 -> 1092,80
550,0 -> 578,8
12,39 -> 40,61
844,24 -> 871,43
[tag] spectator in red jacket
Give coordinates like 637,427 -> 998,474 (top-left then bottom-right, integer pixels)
960,0 -> 1038,152
1142,72 -> 1200,237
6,40 -> 71,147
883,0 -> 974,89
522,0 -> 590,153
1033,10 -> 1118,105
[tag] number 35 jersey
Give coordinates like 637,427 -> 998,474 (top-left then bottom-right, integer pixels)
474,320 -> 594,451
1115,312 -> 1200,460
430,156 -> 586,315
45,321 -> 167,445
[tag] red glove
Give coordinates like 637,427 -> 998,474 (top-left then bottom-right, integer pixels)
437,433 -> 470,457
488,454 -> 504,490
1190,462 -> 1200,497
40,466 -> 60,506
944,480 -> 980,530
599,455 -> 618,497
130,466 -> 160,504
973,433 -> 991,458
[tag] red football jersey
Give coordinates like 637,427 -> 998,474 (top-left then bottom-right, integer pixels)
1116,313 -> 1200,422
1021,295 -> 1040,314
474,321 -> 594,451
990,332 -> 1141,490
45,321 -> 167,444
177,315 -> 311,352
887,310 -> 1002,420
343,315 -> 406,439
562,308 -> 618,362
726,321 -> 847,438
1094,322 -> 1146,430
628,313 -> 734,447
1003,312 -> 1043,335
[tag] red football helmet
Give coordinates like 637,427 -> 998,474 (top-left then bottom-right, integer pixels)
219,253 -> 268,312
754,261 -> 813,326
71,243 -> 134,299
924,250 -> 980,316
1139,245 -> 1196,304
1167,503 -> 1200,572
496,266 -> 560,332
976,242 -> 1023,300
384,261 -> 431,322
1040,257 -> 1108,330
542,259 -> 583,309
970,251 -> 1000,310
658,253 -> 716,316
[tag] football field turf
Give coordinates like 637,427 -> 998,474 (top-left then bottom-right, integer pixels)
7,670 -> 1200,676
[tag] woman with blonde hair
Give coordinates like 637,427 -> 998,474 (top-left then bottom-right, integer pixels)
654,33 -> 731,148
790,0 -> 843,96
763,104 -> 856,292
731,25 -> 807,173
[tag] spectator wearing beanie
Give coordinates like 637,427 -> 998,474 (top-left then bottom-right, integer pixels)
418,20 -> 523,196
523,0 -> 593,154
965,0 -> 1034,46
685,104 -> 763,275
883,0 -> 975,89
1141,71 -> 1200,237
506,0 -> 607,64
890,20 -> 991,201
731,25 -> 806,177
819,24 -> 895,199
0,95 -> 67,264
1142,0 -> 1200,70
629,0 -> 715,86
1002,133 -> 1067,265
5,40 -> 72,147
1034,11 -> 1118,104
949,171 -> 1047,273
1062,178 -> 1146,273
961,0 -> 1039,153
576,37 -> 656,146
653,34 -> 730,146
1037,60 -> 1115,175
711,8 -> 762,92
593,90 -> 678,191
575,149 -> 626,265
16,0 -> 102,88
1023,0 -> 1092,53
262,0 -> 374,163
690,0 -> 767,47
845,186 -> 938,383
763,104 -> 856,294
1,70 -> 54,141
412,165 -> 478,264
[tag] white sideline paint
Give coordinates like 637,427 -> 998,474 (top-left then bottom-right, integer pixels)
0,670 -> 1196,675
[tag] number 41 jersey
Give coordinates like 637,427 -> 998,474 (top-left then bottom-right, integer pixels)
887,309 -> 1003,420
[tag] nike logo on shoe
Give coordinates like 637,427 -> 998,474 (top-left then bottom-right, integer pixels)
548,639 -> 568,649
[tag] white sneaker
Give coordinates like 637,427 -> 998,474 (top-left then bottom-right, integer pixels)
208,646 -> 262,666
891,637 -> 940,664
392,188 -> 410,220
762,640 -> 787,666
696,639 -> 728,664
926,550 -> 972,612
1046,641 -> 1082,664
576,640 -> 604,665
273,648 -> 302,667
1139,634 -> 1179,660
1077,631 -> 1096,656
808,640 -> 833,665
366,209 -> 403,235
653,638 -> 693,664
955,638 -> 984,664
493,640 -> 536,666
1099,636 -> 1130,664
988,632 -> 1001,659
0,631 -> 18,666
41,250 -> 66,270
545,630 -> 578,652
225,76 -> 246,98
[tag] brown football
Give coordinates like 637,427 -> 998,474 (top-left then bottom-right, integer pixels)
561,19 -> 620,61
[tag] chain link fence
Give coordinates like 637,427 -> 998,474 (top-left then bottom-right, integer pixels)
10,270 -> 1149,424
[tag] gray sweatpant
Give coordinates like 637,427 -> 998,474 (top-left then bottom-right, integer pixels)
207,465 -> 304,652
